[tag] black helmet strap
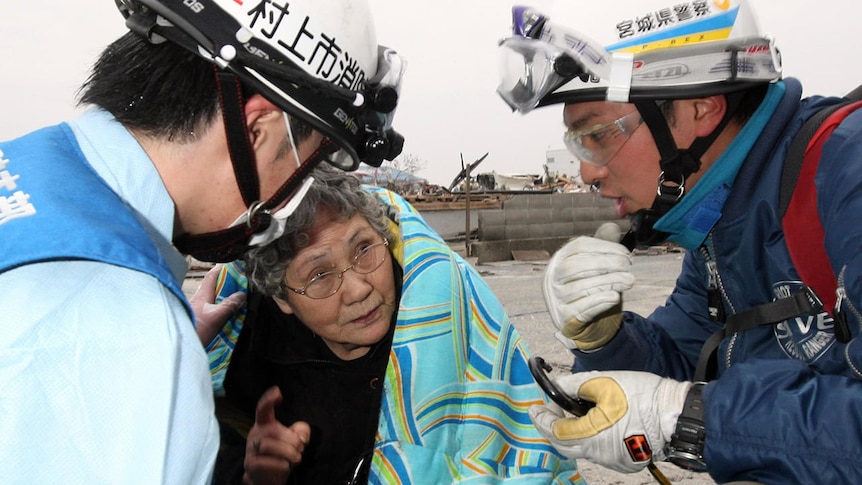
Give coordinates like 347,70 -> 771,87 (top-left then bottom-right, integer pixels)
214,70 -> 261,207
172,138 -> 338,263
620,93 -> 744,249
172,70 -> 341,263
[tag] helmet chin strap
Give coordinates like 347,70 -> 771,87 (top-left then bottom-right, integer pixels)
172,138 -> 336,262
172,70 -> 336,263
214,70 -> 261,208
620,95 -> 743,250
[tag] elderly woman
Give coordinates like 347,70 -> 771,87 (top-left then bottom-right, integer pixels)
198,167 -> 581,484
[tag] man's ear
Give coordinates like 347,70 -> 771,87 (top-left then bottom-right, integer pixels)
690,95 -> 727,137
244,94 -> 285,150
273,295 -> 296,315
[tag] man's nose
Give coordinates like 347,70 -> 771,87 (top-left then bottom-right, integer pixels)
579,161 -> 607,186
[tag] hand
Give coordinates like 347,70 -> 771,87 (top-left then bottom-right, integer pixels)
529,370 -> 691,473
543,230 -> 634,350
190,264 -> 246,345
243,387 -> 311,485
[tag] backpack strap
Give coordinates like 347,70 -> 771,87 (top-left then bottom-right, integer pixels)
694,89 -> 862,381
780,97 -> 862,318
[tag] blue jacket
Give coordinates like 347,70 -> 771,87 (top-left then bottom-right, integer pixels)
574,78 -> 862,484
0,123 -> 188,308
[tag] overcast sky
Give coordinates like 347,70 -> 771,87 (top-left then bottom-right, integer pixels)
3,0 -> 861,186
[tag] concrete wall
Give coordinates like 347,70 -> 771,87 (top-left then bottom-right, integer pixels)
471,193 -> 630,263
420,207 -> 489,240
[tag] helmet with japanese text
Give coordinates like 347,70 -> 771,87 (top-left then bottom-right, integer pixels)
115,0 -> 406,263
497,0 -> 783,249
116,0 -> 404,171
497,0 -> 781,112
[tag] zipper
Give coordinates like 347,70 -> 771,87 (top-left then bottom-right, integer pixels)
700,235 -> 737,371
836,264 -> 861,336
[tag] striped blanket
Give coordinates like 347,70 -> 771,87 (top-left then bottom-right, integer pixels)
206,188 -> 583,484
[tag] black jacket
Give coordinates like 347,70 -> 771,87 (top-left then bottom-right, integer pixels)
214,263 -> 402,485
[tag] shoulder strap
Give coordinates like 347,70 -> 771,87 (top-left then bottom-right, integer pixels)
780,91 -> 862,317
779,91 -> 862,213
694,89 -> 862,382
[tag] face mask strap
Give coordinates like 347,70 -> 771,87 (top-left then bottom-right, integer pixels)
283,112 -> 302,170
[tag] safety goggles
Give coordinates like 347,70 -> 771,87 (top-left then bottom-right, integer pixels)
496,7 -> 618,113
496,6 -> 782,112
497,36 -> 577,114
325,47 -> 406,169
563,111 -> 643,166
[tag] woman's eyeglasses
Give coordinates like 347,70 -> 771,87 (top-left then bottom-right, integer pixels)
285,238 -> 389,300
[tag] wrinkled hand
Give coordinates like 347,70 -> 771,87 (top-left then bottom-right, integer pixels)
529,370 -> 691,473
190,264 -> 246,345
543,230 -> 634,350
243,387 -> 311,485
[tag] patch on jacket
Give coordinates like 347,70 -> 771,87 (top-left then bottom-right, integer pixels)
773,280 -> 836,363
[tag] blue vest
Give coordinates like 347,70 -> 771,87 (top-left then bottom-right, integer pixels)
0,124 -> 190,315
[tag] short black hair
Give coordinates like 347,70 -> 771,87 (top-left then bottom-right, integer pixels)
78,31 -> 314,144
78,32 -> 222,143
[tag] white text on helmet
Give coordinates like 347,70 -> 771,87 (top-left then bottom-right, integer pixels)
334,108 -> 359,135
183,0 -> 205,14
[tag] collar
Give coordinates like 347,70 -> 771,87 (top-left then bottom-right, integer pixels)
67,108 -> 187,281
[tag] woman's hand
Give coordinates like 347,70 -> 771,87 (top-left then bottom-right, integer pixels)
243,386 -> 311,485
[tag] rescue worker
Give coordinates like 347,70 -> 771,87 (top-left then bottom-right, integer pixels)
497,1 -> 862,483
0,0 -> 404,482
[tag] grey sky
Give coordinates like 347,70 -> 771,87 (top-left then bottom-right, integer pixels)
3,1 -> 861,186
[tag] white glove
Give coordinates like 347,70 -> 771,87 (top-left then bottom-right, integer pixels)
543,227 -> 634,350
529,370 -> 691,473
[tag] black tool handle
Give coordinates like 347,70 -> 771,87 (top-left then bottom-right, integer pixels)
528,356 -> 595,416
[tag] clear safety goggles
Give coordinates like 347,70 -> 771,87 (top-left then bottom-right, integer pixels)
363,46 -> 407,131
563,110 -> 643,166
497,6 -> 783,112
497,36 -> 572,114
497,10 -> 618,113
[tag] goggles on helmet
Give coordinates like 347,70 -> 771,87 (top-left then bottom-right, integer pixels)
564,111 -> 643,166
116,0 -> 406,170
497,36 -> 583,114
497,5 -> 782,113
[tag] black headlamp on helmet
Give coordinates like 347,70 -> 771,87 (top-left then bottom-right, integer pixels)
497,1 -> 781,249
115,0 -> 406,262
116,0 -> 405,170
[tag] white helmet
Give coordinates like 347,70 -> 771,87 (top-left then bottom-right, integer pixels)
498,0 -> 782,113
116,0 -> 405,170
498,0 -> 784,249
115,0 -> 406,262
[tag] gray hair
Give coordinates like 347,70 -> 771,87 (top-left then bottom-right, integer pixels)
244,165 -> 396,298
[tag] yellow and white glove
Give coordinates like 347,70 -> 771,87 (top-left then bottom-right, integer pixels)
543,228 -> 634,350
529,371 -> 691,473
